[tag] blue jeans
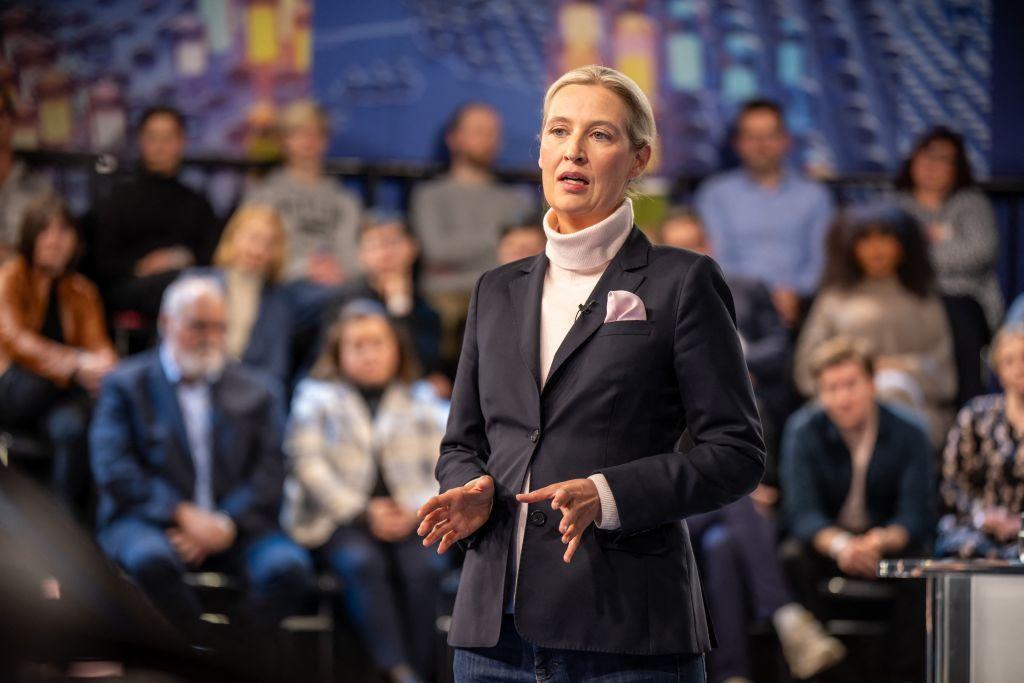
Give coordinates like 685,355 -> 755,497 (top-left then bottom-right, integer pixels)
98,518 -> 314,630
318,525 -> 447,677
453,615 -> 705,682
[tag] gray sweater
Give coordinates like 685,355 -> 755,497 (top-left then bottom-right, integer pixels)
902,189 -> 1003,330
410,174 -> 534,295
245,169 -> 362,281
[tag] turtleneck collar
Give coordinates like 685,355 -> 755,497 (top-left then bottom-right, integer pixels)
543,198 -> 634,271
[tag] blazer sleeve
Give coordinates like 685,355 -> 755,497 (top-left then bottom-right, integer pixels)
435,274 -> 491,494
596,255 -> 765,534
218,381 -> 288,535
89,374 -> 184,525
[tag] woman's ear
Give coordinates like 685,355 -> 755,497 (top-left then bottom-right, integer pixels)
629,145 -> 653,179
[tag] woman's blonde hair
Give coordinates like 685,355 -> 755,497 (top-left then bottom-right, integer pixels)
213,203 -> 287,282
280,99 -> 330,136
989,323 -> 1024,370
541,65 -> 657,152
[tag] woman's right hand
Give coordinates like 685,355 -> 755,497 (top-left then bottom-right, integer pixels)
417,475 -> 494,554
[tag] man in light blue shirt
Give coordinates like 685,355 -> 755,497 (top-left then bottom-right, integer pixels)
696,99 -> 834,327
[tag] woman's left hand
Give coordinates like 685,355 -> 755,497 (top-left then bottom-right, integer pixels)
516,478 -> 602,564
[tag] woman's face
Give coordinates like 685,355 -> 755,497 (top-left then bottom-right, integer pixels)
232,216 -> 278,277
910,139 -> 957,196
539,84 -> 650,232
996,336 -> 1024,395
339,316 -> 401,389
358,222 -> 417,278
33,216 -> 77,276
853,230 -> 903,280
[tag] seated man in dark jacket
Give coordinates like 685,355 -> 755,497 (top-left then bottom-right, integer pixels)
780,336 -> 933,682
90,273 -> 313,633
84,106 -> 220,326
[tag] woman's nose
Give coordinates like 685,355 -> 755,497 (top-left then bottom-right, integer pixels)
563,136 -> 586,162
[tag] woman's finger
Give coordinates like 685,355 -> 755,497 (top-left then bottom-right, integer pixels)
418,491 -> 455,518
421,518 -> 452,547
558,505 -> 578,533
437,528 -> 462,555
563,535 -> 582,564
551,488 -> 572,511
561,523 -> 576,544
516,483 -> 559,504
417,507 -> 449,536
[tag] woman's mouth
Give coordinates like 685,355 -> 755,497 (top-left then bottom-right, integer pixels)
558,172 -> 590,192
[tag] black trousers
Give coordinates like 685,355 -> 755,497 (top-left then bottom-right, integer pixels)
0,364 -> 91,520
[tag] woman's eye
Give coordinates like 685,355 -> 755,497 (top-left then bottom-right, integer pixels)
549,127 -> 568,137
592,131 -> 610,141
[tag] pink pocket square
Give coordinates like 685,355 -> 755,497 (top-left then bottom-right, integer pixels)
604,290 -> 647,322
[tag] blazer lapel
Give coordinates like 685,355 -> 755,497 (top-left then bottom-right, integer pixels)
147,358 -> 195,482
209,377 -> 236,498
543,227 -> 649,393
508,253 -> 548,393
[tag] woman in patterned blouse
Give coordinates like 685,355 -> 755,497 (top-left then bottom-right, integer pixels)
938,324 -> 1024,558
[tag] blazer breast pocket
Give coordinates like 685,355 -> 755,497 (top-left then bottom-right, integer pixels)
595,320 -> 654,337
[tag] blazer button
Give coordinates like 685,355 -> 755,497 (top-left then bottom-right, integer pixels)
529,429 -> 541,443
529,510 -> 547,527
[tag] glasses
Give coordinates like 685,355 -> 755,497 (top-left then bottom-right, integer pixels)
183,318 -> 227,334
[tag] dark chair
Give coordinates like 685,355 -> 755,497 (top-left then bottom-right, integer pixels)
942,294 -> 992,407
0,427 -> 54,484
183,570 -> 337,683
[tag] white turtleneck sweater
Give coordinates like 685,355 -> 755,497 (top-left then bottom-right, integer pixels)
509,199 -> 631,607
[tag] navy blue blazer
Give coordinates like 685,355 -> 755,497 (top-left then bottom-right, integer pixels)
90,349 -> 288,538
780,402 -> 935,547
436,227 -> 765,655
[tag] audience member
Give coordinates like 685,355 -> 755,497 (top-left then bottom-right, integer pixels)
496,220 -> 546,265
0,90 -> 52,262
245,99 -> 362,331
898,126 -> 1002,330
781,337 -> 933,683
85,106 -> 220,323
687,495 -> 845,683
0,195 -> 116,516
207,203 -> 292,384
89,274 -> 313,635
283,300 -> 445,683
938,324 -> 1024,559
794,202 -> 956,447
328,213 -> 442,385
411,103 -> 534,364
695,99 -> 834,327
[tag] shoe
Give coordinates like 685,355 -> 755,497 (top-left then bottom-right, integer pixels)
777,609 -> 847,679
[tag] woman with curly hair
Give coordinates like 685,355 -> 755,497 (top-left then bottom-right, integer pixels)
794,202 -> 956,447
